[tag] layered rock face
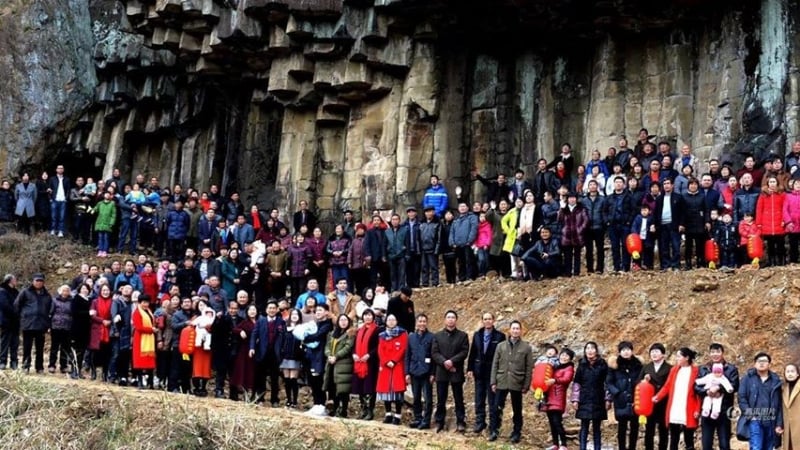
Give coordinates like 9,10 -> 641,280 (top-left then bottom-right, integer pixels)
3,0 -> 800,227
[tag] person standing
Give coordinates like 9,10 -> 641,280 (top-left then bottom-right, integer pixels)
607,341 -> 644,450
323,314 -> 354,417
48,285 -> 74,374
543,348 -> 576,450
352,309 -> 381,420
423,175 -> 449,218
432,310 -> 470,433
249,301 -> 285,407
739,352 -> 783,450
449,202 -> 478,282
70,283 -> 92,379
404,207 -> 423,288
488,320 -> 533,444
14,273 -> 52,373
654,179 -> 685,270
47,165 -> 71,237
467,312 -> 506,434
695,343 -> 739,450
405,313 -> 435,429
782,364 -> 799,450
376,314 -> 408,425
0,274 -> 20,370
166,200 -> 191,262
384,214 -> 409,291
14,173 -> 36,235
653,347 -> 701,450
570,341 -> 609,450
640,343 -> 673,450
131,294 -> 157,388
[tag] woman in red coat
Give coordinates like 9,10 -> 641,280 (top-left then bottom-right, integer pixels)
543,348 -> 576,450
376,314 -> 408,425
230,304 -> 258,401
756,176 -> 787,266
140,261 -> 159,301
131,294 -> 157,388
653,347 -> 701,450
88,283 -> 114,381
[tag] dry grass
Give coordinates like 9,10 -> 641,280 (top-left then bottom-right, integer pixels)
0,372 -> 381,450
0,231 -> 90,286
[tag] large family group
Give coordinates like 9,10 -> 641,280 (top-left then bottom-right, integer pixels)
0,130 -> 798,450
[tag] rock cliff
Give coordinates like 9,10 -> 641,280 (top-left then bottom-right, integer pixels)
3,0 -> 800,227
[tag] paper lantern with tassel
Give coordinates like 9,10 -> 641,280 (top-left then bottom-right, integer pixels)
705,239 -> 720,269
626,233 -> 643,260
634,380 -> 655,425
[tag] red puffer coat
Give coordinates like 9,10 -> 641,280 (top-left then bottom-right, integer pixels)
543,362 -> 575,412
376,330 -> 408,395
756,191 -> 785,236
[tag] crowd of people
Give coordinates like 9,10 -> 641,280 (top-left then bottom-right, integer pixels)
0,133 -> 798,448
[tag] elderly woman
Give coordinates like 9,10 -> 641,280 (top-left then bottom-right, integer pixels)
49,285 -> 74,374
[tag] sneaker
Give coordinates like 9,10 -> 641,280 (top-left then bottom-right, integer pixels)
97,251 -> 103,257
58,232 -> 64,238
305,404 -> 327,417
50,230 -> 55,236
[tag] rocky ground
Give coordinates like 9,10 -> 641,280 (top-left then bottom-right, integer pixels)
1,231 -> 797,449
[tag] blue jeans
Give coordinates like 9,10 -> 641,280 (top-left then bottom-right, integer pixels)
608,223 -> 630,271
50,201 -> 67,233
476,248 -> 489,276
748,421 -> 775,450
117,219 -> 138,253
97,232 -> 110,253
330,265 -> 349,292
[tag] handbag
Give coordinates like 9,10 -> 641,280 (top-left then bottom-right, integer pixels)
735,415 -> 749,442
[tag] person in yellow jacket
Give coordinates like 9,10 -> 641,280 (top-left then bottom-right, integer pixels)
501,198 -> 523,278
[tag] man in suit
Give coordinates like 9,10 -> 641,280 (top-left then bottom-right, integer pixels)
47,165 -> 71,237
249,301 -> 285,406
292,200 -> 316,235
466,312 -> 506,434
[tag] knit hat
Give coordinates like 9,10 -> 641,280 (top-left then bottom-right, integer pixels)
618,341 -> 634,352
649,343 -> 666,354
712,363 -> 724,374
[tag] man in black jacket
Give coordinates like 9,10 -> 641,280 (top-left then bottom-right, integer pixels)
292,200 -> 316,235
695,343 -> 739,450
387,287 -> 415,332
466,312 -> 506,433
432,310 -> 470,433
654,179 -> 685,270
14,273 -> 51,373
603,176 -> 634,272
0,274 -> 20,370
638,343 -> 673,450
681,178 -> 711,269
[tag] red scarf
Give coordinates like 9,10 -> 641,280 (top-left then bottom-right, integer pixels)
96,296 -> 113,344
650,171 -> 659,182
353,322 -> 378,378
251,212 -> 261,231
557,168 -> 566,180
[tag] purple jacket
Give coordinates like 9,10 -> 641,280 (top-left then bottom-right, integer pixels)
347,235 -> 370,269
326,235 -> 351,266
306,238 -> 327,263
286,244 -> 313,277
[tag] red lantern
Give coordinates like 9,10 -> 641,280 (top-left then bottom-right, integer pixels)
747,235 -> 764,268
530,362 -> 553,401
633,380 -> 655,425
626,233 -> 643,260
704,239 -> 720,269
178,326 -> 196,360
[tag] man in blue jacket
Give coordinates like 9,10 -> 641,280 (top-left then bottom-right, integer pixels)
166,199 -> 191,262
385,214 -> 409,291
422,175 -> 449,218
449,202 -> 478,283
249,301 -> 285,407
738,352 -> 783,450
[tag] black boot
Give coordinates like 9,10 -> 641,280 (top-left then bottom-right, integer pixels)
337,395 -> 348,418
199,379 -> 208,397
358,395 -> 368,419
